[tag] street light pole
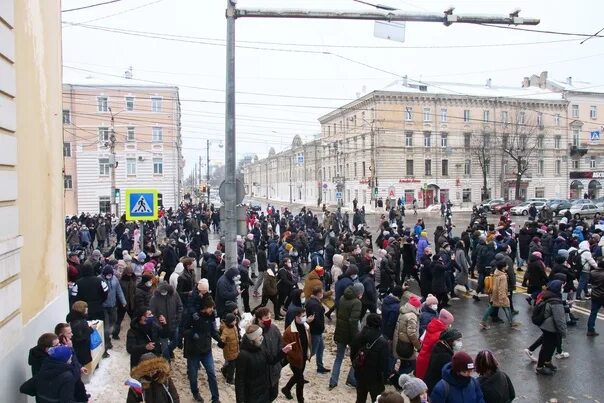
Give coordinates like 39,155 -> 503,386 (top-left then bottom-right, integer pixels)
109,108 -> 118,217
207,139 -> 211,205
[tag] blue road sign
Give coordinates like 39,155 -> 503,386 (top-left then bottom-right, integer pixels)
335,191 -> 343,200
591,130 -> 600,142
125,189 -> 158,221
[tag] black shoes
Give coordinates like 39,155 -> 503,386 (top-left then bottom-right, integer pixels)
192,393 -> 204,402
317,367 -> 331,374
281,387 -> 293,400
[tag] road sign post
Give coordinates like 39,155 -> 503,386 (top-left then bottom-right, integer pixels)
125,189 -> 158,221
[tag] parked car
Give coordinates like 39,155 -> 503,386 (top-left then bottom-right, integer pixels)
510,201 -> 546,216
559,203 -> 603,219
571,199 -> 592,206
547,199 -> 572,215
491,200 -> 522,214
480,198 -> 505,210
526,198 -> 548,203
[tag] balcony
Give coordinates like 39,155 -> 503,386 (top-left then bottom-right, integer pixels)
569,143 -> 588,157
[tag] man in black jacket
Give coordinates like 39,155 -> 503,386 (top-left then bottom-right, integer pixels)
70,261 -> 108,321
126,307 -> 169,369
306,286 -> 330,374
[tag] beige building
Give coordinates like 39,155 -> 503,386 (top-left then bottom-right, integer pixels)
245,79 -> 569,208
63,82 -> 183,216
1,1 -> 68,401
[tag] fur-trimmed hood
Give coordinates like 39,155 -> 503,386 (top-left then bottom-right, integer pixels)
130,356 -> 172,386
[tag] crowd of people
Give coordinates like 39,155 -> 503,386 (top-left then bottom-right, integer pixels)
18,198 -> 604,402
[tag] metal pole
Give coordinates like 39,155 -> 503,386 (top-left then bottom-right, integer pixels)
224,0 -> 238,271
109,108 -> 118,217
207,139 -> 211,206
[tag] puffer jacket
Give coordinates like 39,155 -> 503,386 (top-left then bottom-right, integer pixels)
539,290 -> 567,338
126,356 -> 180,403
419,305 -> 438,336
149,286 -> 183,333
219,321 -> 240,361
215,268 -> 239,317
380,294 -> 401,339
262,268 -> 278,297
430,362 -> 485,403
489,269 -> 509,308
393,302 -> 421,360
590,265 -> 604,304
415,318 -> 448,379
33,358 -> 79,403
334,286 -> 362,345
235,336 -> 282,403
478,369 -> 515,403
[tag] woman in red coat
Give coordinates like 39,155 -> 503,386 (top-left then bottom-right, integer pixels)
414,309 -> 454,379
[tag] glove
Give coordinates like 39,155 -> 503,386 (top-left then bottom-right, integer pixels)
217,341 -> 226,349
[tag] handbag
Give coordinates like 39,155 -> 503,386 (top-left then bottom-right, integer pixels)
396,339 -> 414,359
90,328 -> 102,350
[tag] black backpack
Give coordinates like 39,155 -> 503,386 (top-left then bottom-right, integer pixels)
353,336 -> 381,371
570,250 -> 587,274
531,300 -> 548,326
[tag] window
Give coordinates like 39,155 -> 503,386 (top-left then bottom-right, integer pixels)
99,196 -> 111,214
64,175 -> 72,189
464,133 -> 471,149
537,112 -> 543,126
99,158 -> 110,176
535,187 -> 545,198
423,108 -> 431,122
537,136 -> 544,150
440,132 -> 448,148
538,159 -> 544,175
152,126 -> 163,142
362,161 -> 366,177
125,96 -> 134,111
354,162 -> 357,178
555,159 -> 561,175
406,159 -> 414,176
425,159 -> 432,176
405,107 -> 412,121
62,109 -> 71,124
63,142 -> 71,157
151,97 -> 162,112
500,111 -> 508,125
572,104 -> 579,118
127,127 -> 135,142
423,132 -> 431,147
462,188 -> 472,203
442,159 -> 449,176
554,135 -> 561,149
98,127 -> 110,144
464,159 -> 471,175
404,189 -> 414,204
554,114 -> 561,126
483,110 -> 490,123
484,133 -> 491,148
591,156 -> 597,169
153,158 -> 163,174
591,106 -> 598,120
519,111 -> 526,124
572,159 -> 579,169
405,131 -> 413,147
97,96 -> 108,112
440,108 -> 448,122
127,158 -> 136,175
572,129 -> 580,147
502,134 -> 509,150
485,159 -> 490,175
463,110 -> 470,122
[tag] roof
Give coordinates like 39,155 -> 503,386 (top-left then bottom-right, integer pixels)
547,78 -> 604,94
63,71 -> 177,91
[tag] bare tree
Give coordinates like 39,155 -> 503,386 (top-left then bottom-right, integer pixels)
501,110 -> 541,200
469,132 -> 492,201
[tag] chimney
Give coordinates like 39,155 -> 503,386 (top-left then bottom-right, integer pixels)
486,78 -> 492,88
539,71 -> 548,88
403,75 -> 408,87
522,77 -> 530,88
567,76 -> 573,86
124,66 -> 133,79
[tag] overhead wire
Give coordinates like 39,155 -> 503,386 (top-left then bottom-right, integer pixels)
62,0 -> 123,13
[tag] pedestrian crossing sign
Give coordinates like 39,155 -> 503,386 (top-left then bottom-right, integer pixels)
125,189 -> 158,221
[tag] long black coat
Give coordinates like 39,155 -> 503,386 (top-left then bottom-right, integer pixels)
67,311 -> 93,366
350,327 -> 389,388
183,312 -> 220,358
126,319 -> 168,368
424,340 -> 454,393
235,337 -> 283,403
71,263 -> 108,319
430,260 -> 449,295
518,230 -> 531,260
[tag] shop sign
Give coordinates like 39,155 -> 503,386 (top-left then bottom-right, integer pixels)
398,178 -> 420,183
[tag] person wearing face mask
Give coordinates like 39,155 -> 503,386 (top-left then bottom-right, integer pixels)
100,265 -> 126,353
334,265 -> 359,313
134,273 -> 155,315
398,374 -> 429,403
285,289 -> 306,328
282,307 -> 312,402
423,328 -> 463,394
393,296 -> 422,376
419,295 -> 439,336
419,248 -> 433,301
361,263 -> 379,319
149,282 -> 183,360
126,307 -> 169,369
216,267 -> 241,318
430,352 -> 485,403
276,257 -> 296,319
26,346 -> 81,403
253,307 -> 286,401
235,323 -> 294,403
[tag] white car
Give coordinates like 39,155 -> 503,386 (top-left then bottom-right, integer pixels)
480,198 -> 505,209
559,203 -> 602,219
510,201 -> 545,216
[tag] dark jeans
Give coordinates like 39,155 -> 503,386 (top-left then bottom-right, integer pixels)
529,333 -> 563,355
436,293 -> 449,310
356,382 -> 385,403
187,352 -> 219,401
537,330 -> 558,367
476,271 -> 486,294
252,294 -> 279,318
276,292 -> 288,318
311,334 -> 325,370
222,359 -> 236,382
103,307 -> 117,348
241,288 -> 251,312
113,304 -> 128,338
161,328 -> 179,360
588,300 -> 603,332
283,363 -> 306,403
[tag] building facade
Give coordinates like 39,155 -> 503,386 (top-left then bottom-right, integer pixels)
62,83 -> 183,216
524,71 -> 604,199
1,1 -> 68,401
244,80 -> 569,208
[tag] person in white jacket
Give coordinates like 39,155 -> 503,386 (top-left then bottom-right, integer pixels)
578,240 -> 597,299
170,261 -> 185,290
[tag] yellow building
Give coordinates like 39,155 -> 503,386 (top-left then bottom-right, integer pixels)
0,1 -> 67,400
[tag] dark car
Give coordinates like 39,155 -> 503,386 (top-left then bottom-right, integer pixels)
491,200 -> 521,214
547,199 -> 571,215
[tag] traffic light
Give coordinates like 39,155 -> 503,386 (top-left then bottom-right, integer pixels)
114,188 -> 120,200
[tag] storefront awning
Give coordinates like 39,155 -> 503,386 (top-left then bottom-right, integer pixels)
589,180 -> 602,189
570,180 -> 584,190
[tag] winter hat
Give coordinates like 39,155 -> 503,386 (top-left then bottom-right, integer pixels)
391,285 -> 404,298
352,282 -> 365,297
547,280 -> 563,295
48,345 -> 73,363
452,352 -> 474,374
420,231 -> 428,237
532,237 -> 541,243
224,313 -> 237,325
408,295 -> 422,309
439,309 -> 455,326
285,243 -> 294,252
552,273 -> 567,283
398,374 -> 427,400
137,252 -> 146,261
440,328 -> 462,342
344,266 -> 359,277
333,254 -> 344,267
314,266 -> 325,276
557,249 -> 570,259
197,278 -> 209,293
225,300 -> 239,313
226,267 -> 239,279
246,233 -> 254,240
91,249 -> 102,259
532,251 -> 542,259
241,259 -> 251,268
365,313 -> 382,329
378,249 -> 388,258
102,265 -> 114,276
157,282 -> 171,294
425,294 -> 438,306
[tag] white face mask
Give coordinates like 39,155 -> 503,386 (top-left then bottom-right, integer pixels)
300,298 -> 305,305
299,316 -> 307,324
430,304 -> 438,311
160,291 -> 168,296
145,281 -> 152,287
453,340 -> 463,352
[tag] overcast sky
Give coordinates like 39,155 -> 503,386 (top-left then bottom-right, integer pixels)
61,0 -> 604,177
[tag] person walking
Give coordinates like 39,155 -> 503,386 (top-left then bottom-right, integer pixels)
100,265 -> 126,353
329,283 -> 364,390
480,262 -> 517,329
475,350 -> 515,403
424,328 -> 463,394
577,240 -> 597,300
252,263 -> 281,319
535,280 -> 567,376
281,307 -> 312,402
149,282 -> 183,360
351,313 -> 390,403
587,260 -> 604,336
306,286 -> 330,374
430,352 -> 485,403
393,295 -> 422,375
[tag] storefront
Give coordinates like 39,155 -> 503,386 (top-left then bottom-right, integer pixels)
569,172 -> 604,199
569,180 -> 584,199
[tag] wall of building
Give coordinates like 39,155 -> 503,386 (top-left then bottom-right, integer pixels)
0,1 -> 68,401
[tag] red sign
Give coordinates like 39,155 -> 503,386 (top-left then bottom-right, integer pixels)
399,178 -> 420,183
359,178 -> 369,184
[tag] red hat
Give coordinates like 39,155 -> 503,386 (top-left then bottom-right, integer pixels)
315,266 -> 325,276
408,295 -> 422,309
452,351 -> 474,374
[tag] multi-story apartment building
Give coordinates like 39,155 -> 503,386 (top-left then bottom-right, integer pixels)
244,79 -> 569,208
523,71 -> 604,198
62,81 -> 183,215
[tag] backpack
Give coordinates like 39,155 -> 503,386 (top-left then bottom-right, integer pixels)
531,300 -> 548,326
483,275 -> 493,294
571,250 -> 587,274
352,336 -> 381,371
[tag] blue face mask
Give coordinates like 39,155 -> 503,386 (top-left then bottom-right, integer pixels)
145,316 -> 155,326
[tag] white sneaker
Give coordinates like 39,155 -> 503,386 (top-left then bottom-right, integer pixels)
524,348 -> 538,362
554,352 -> 570,359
